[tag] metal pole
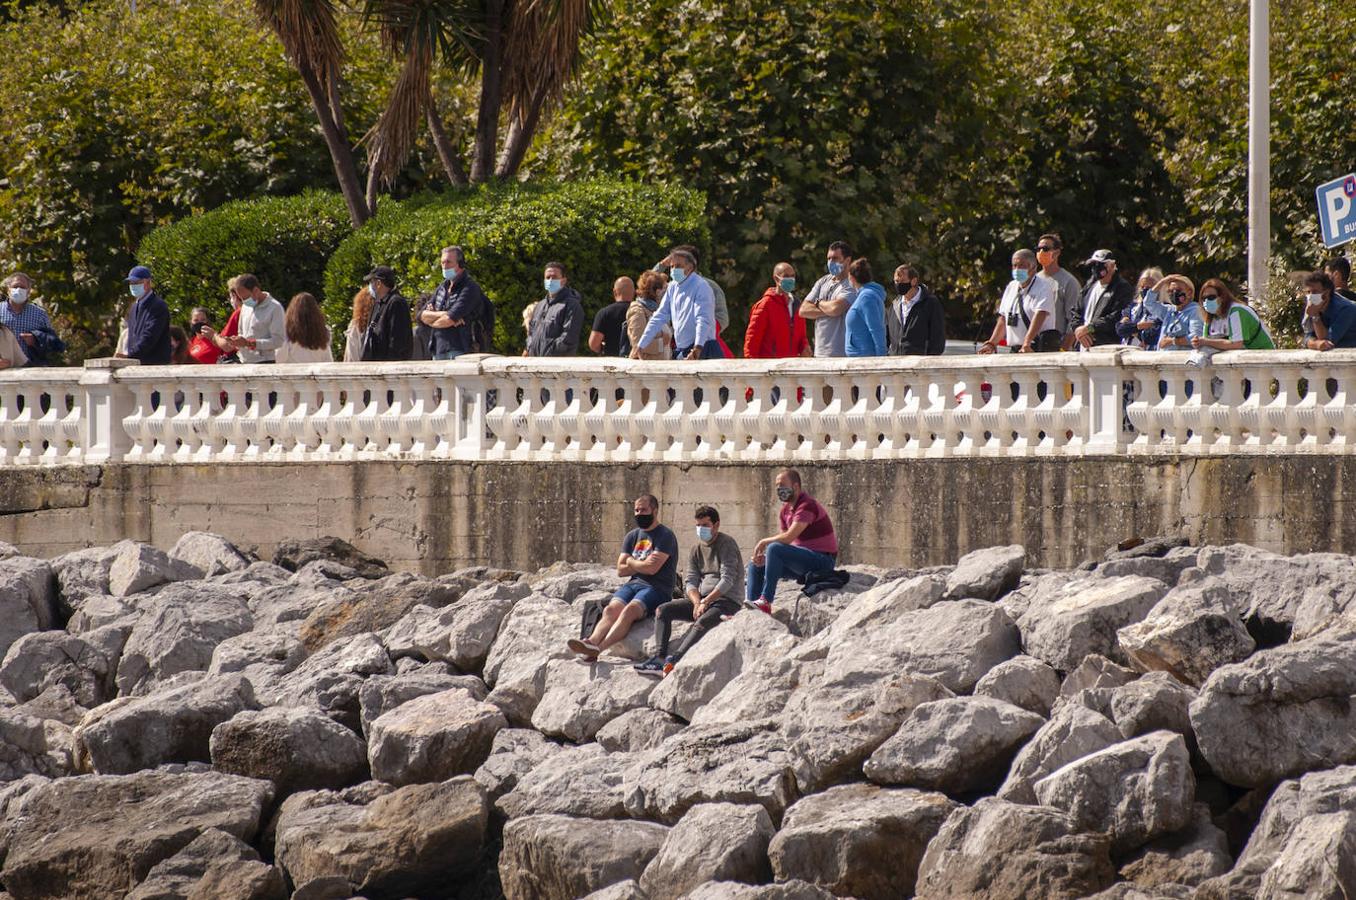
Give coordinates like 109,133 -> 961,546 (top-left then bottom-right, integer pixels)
1247,0 -> 1270,302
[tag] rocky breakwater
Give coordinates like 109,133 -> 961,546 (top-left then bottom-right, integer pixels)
0,533 -> 1354,898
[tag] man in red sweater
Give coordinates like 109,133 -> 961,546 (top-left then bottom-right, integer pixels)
744,262 -> 810,359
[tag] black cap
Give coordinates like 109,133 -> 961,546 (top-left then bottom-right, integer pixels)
364,265 -> 397,287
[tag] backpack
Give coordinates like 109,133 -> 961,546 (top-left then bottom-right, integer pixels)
472,294 -> 496,353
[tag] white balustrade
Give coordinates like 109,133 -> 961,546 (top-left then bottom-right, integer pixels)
6,349 -> 1356,466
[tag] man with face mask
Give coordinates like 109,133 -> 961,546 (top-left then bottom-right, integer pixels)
115,266 -> 171,365
634,248 -> 717,360
527,261 -> 584,357
799,240 -> 858,358
0,272 -> 62,366
744,262 -> 809,359
978,249 -> 1058,354
360,266 -> 414,361
569,494 -> 679,660
635,504 -> 745,676
1072,250 -> 1134,350
1301,270 -> 1356,350
422,245 -> 490,360
1033,234 -> 1083,351
885,264 -> 945,356
745,469 -> 837,614
228,273 -> 286,364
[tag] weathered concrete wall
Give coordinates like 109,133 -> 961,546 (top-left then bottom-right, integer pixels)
0,457 -> 1350,574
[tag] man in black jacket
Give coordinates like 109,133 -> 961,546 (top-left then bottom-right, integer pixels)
421,245 -> 490,359
885,264 -> 946,355
1072,249 -> 1134,349
526,261 -> 584,357
360,265 -> 413,361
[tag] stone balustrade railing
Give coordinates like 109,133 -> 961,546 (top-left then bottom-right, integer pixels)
2,349 -> 1355,466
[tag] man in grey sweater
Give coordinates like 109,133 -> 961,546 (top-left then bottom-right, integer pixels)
635,504 -> 744,676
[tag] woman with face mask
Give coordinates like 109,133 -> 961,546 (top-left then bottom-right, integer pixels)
1191,279 -> 1275,351
1117,267 -> 1165,349
626,270 -> 673,360
1141,275 -> 1204,352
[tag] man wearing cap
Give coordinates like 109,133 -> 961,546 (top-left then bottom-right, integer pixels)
1072,249 -> 1134,350
117,265 -> 171,365
360,265 -> 413,361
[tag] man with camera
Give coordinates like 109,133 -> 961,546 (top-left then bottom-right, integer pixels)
1072,249 -> 1134,350
978,249 -> 1059,354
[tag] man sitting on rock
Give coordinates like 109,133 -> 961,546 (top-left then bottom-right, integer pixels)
745,468 -> 838,614
568,493 -> 678,660
635,504 -> 744,676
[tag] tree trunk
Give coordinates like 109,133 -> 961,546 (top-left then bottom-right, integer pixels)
365,161 -> 380,219
470,0 -> 505,183
427,104 -> 469,186
495,82 -> 550,178
328,75 -> 349,146
299,65 -> 369,227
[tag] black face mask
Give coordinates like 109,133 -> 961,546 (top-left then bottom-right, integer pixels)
776,486 -> 794,502
634,513 -> 655,530
895,282 -> 913,296
1170,290 -> 1188,306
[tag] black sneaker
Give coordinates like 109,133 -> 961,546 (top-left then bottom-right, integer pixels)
633,656 -> 665,676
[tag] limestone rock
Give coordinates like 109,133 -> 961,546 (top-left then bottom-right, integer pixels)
500,814 -> 668,900
125,827 -> 285,900
770,568 -> 883,637
1118,804 -> 1231,889
973,653 -> 1061,716
0,709 -> 74,780
596,706 -> 687,753
1000,702 -> 1125,804
914,797 -> 1116,899
261,631 -> 394,731
996,571 -> 1078,624
498,742 -> 630,820
298,571 -> 464,653
273,776 -> 487,899
207,560 -> 291,594
383,581 -> 531,672
649,610 -> 795,722
691,656 -> 805,729
1117,584 -> 1256,686
1108,672 -> 1198,751
533,658 -> 658,742
474,727 -> 568,800
65,592 -> 138,633
640,803 -> 774,900
790,575 -> 946,663
0,769 -> 273,900
50,543 -> 127,615
584,880 -> 642,900
0,556 -> 56,659
168,532 -> 251,578
1059,653 -> 1138,699
482,593 -> 576,725
271,536 -> 389,579
622,719 -> 796,824
864,696 -> 1044,794
1190,544 -> 1356,641
944,544 -> 1026,601
206,626 -> 305,691
531,564 -> 625,602
680,882 -> 836,900
75,674 -> 257,774
1256,810 -> 1356,899
114,585 -> 253,695
1034,731 -> 1195,854
1018,575 -> 1168,671
358,669 -> 486,737
109,541 -> 200,596
210,707 -> 367,794
367,688 -> 505,786
0,631 -> 113,708
769,784 -> 957,899
13,684 -> 88,727
1189,630 -> 1356,787
247,581 -> 355,629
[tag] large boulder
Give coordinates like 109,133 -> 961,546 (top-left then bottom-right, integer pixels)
0,709 -> 75,780
691,655 -> 804,729
0,556 -> 56,658
790,575 -> 947,662
944,545 -> 1026,601
210,707 -> 368,794
680,882 -> 836,900
1291,579 -> 1356,641
1058,653 -> 1138,699
532,659 -> 659,742
1256,810 -> 1356,899
0,631 -> 114,708
125,827 -> 285,900
973,653 -> 1061,716
999,702 -> 1124,804
50,544 -> 123,615
639,803 -> 775,900
382,580 -> 531,672
206,626 -> 306,691
769,568 -> 884,637
273,776 -> 487,899
498,742 -> 630,820
1188,544 -> 1356,641
168,532 -> 251,578
108,541 -> 200,596
247,581 -> 355,629
474,727 -> 569,801
0,769 -> 273,900
1034,730 -> 1195,854
649,610 -> 795,722
768,784 -> 957,900
1189,630 -> 1356,787
297,571 -> 464,653
74,674 -> 257,774
1118,803 -> 1231,889
1106,672 -> 1199,753
622,720 -> 797,824
259,631 -> 394,730
500,814 -> 669,900
115,585 -> 253,695
482,593 -> 576,725
914,797 -> 1116,899
596,707 -> 687,753
358,669 -> 486,737
1017,575 -> 1168,671
271,536 -> 389,579
1117,583 -> 1256,686
367,688 -> 506,786
864,696 -> 1043,794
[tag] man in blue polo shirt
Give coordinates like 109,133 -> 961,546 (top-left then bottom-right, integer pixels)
1302,270 -> 1356,350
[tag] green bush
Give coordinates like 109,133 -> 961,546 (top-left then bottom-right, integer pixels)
138,191 -> 353,334
323,179 -> 710,355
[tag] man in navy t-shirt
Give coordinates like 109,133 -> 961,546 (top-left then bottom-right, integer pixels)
568,493 -> 678,660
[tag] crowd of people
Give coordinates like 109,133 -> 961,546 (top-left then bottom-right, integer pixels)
566,468 -> 842,678
1,239 -> 1352,371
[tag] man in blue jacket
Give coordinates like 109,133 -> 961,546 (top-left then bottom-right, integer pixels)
117,265 -> 171,365
421,245 -> 490,359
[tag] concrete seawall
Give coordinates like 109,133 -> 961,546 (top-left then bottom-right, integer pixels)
0,456 -> 1348,573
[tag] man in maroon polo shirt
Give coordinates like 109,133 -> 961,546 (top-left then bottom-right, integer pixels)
745,468 -> 838,613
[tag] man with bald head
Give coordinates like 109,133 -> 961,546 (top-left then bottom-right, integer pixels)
744,261 -> 808,359
589,276 -> 636,356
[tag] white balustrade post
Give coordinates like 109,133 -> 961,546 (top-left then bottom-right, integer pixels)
80,358 -> 140,463
1084,349 -> 1128,454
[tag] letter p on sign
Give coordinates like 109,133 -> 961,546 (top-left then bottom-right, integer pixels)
1316,173 -> 1356,249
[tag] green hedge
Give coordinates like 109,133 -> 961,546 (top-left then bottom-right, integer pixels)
138,191 -> 354,332
322,178 -> 711,355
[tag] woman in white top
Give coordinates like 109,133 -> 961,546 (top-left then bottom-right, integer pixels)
343,287 -> 373,362
275,292 -> 334,363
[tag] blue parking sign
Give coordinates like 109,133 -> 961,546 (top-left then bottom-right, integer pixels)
1316,173 -> 1356,249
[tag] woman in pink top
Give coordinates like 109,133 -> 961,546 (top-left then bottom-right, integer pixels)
745,468 -> 838,612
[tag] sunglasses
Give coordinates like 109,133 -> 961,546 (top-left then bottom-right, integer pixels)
1037,246 -> 1057,253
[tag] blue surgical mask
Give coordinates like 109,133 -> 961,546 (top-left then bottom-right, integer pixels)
695,525 -> 713,542
670,267 -> 688,285
544,278 -> 562,295
442,267 -> 457,281
8,287 -> 28,305
1012,268 -> 1030,284
369,283 -> 381,300
827,261 -> 844,277
1202,297 -> 1220,315
779,277 -> 796,293
244,297 -> 258,309
129,283 -> 146,299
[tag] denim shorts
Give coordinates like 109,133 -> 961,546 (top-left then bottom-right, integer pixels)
614,581 -> 669,616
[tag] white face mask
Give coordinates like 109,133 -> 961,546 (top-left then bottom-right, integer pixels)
8,287 -> 28,305
1306,292 -> 1324,307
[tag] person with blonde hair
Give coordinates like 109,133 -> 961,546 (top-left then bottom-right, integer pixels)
1116,266 -> 1166,348
1143,274 -> 1204,352
627,270 -> 672,360
343,287 -> 374,362
277,292 -> 334,363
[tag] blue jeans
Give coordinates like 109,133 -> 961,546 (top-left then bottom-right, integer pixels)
747,543 -> 837,604
432,349 -> 466,361
675,339 -> 724,360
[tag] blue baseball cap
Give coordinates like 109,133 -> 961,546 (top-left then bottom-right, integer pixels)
125,265 -> 152,282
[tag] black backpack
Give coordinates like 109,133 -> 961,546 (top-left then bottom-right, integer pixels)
472,294 -> 496,353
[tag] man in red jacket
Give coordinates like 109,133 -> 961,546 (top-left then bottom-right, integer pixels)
744,262 -> 810,359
